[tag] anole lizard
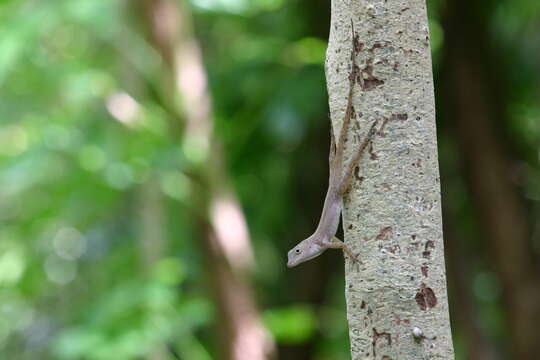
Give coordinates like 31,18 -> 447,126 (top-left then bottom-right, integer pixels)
287,22 -> 377,268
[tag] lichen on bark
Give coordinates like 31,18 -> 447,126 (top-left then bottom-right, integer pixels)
325,1 -> 455,359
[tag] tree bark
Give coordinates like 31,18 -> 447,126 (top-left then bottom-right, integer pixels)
325,1 -> 454,358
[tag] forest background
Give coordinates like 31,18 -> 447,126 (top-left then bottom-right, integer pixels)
0,0 -> 539,359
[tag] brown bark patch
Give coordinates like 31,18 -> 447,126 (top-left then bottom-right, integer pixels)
377,113 -> 408,136
360,59 -> 385,90
376,226 -> 393,241
372,328 -> 392,357
422,240 -> 435,258
415,283 -> 438,310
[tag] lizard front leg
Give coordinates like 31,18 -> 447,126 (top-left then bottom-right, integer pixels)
321,236 -> 361,269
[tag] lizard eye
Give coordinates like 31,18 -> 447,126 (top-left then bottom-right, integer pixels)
295,249 -> 300,253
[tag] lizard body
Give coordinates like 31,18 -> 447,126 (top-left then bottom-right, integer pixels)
287,22 -> 377,268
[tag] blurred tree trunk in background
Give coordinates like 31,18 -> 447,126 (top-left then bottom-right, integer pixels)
139,180 -> 165,268
441,1 -> 540,358
138,180 -> 170,360
326,0 -> 454,359
134,1 -> 276,359
444,217 -> 499,360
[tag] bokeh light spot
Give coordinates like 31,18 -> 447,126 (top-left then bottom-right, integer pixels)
0,125 -> 28,156
53,227 -> 86,260
153,258 -> 185,286
263,305 -> 317,344
43,124 -> 71,150
44,255 -> 77,285
78,145 -> 106,171
282,37 -> 326,66
159,171 -> 190,200
0,250 -> 25,285
106,92 -> 140,127
183,135 -> 209,164
105,163 -> 135,189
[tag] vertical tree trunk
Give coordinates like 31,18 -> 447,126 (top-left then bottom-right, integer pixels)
325,1 -> 454,358
441,1 -> 540,357
137,180 -> 171,360
135,1 -> 275,359
443,219 -> 498,360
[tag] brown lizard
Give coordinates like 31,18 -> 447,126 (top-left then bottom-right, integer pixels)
287,22 -> 377,268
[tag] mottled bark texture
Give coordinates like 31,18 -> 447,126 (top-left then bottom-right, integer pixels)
325,1 -> 454,358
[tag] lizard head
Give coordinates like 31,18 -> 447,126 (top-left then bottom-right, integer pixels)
287,236 -> 326,268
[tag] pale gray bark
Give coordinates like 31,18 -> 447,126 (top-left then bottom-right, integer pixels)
325,1 -> 454,359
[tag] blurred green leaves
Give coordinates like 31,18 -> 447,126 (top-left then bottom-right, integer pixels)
190,0 -> 285,14
282,37 -> 326,66
0,248 -> 26,286
263,305 -> 317,344
153,257 -> 186,286
52,271 -> 213,360
0,0 -> 538,358
0,125 -> 29,157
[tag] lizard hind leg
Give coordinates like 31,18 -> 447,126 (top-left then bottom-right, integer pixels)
333,79 -> 355,170
338,120 -> 378,195
329,122 -> 337,167
333,21 -> 360,171
323,236 -> 361,270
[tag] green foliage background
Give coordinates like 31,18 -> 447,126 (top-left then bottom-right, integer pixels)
0,0 -> 539,359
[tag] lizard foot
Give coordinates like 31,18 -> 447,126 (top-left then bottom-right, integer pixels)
326,236 -> 361,271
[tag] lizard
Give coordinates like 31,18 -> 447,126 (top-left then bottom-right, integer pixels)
287,22 -> 377,268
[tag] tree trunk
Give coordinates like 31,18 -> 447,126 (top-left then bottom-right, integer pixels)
137,180 -> 171,360
136,1 -> 275,359
325,1 -> 454,358
441,1 -> 540,357
443,218 -> 498,360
